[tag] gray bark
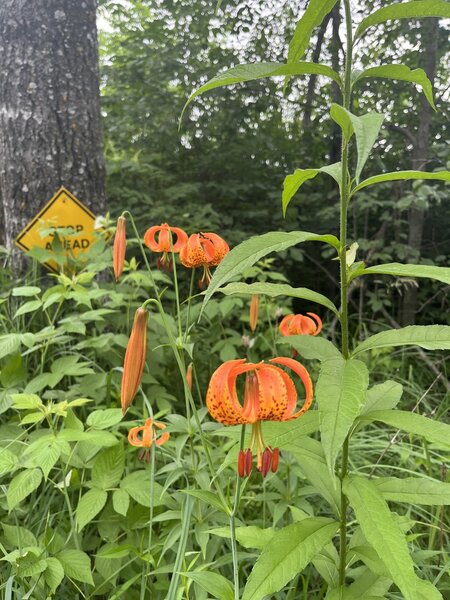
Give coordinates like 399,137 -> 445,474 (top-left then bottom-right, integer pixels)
0,0 -> 106,259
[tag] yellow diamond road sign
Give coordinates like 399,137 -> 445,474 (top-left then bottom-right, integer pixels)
15,187 -> 99,273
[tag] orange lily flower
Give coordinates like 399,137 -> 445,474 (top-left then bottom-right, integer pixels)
121,307 -> 149,415
128,417 -> 169,461
206,357 -> 313,477
113,216 -> 127,280
143,223 -> 188,270
179,232 -> 229,288
279,312 -> 322,337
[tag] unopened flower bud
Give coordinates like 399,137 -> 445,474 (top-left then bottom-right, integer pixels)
249,294 -> 259,332
113,216 -> 127,280
121,307 -> 149,414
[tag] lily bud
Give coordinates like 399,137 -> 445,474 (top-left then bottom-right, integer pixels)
113,216 -> 127,280
186,362 -> 193,391
121,307 -> 149,414
249,294 -> 259,332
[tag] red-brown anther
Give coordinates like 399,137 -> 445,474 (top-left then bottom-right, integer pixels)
261,448 -> 272,478
245,449 -> 253,477
271,448 -> 280,473
121,307 -> 149,415
238,450 -> 246,478
113,216 -> 127,280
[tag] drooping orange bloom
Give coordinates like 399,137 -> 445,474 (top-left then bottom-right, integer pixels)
113,216 -> 127,280
249,294 -> 259,332
179,232 -> 229,288
121,307 -> 149,415
128,417 -> 169,461
206,357 -> 313,477
143,223 -> 188,270
279,312 -> 322,337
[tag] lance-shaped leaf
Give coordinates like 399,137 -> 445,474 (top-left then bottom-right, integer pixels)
181,62 -> 340,120
355,0 -> 450,38
282,162 -> 341,215
218,281 -> 339,315
280,335 -> 342,362
316,357 -> 369,475
200,231 -> 340,316
352,169 -> 450,194
241,518 -> 339,600
374,477 -> 450,505
356,262 -> 450,286
287,0 -> 339,63
358,409 -> 450,450
359,380 -> 403,416
354,65 -> 435,109
330,105 -> 385,181
179,571 -> 234,600
343,476 -> 423,600
353,325 -> 450,355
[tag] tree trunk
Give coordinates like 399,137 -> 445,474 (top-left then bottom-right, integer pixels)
0,0 -> 106,262
400,18 -> 439,325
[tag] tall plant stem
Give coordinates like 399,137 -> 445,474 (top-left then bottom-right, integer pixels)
339,0 -> 353,587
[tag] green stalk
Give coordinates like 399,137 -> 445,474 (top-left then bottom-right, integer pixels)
230,425 -> 246,600
338,0 -> 354,587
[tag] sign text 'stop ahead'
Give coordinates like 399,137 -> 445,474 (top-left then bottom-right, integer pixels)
15,187 -> 99,272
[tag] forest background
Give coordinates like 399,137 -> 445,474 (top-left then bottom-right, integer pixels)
100,0 -> 449,329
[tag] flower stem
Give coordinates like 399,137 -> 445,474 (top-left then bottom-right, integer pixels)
230,425 -> 246,600
338,0 -> 354,587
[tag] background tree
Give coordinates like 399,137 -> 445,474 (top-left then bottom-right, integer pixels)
0,0 -> 106,255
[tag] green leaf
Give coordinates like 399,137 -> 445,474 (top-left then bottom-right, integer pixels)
22,436 -> 67,479
201,231 -> 340,316
44,557 -> 64,594
263,411 -> 320,446
76,487 -> 108,531
374,477 -> 450,504
330,105 -> 385,180
184,490 -> 229,514
351,112 -> 385,182
280,335 -> 342,362
219,281 -> 339,315
86,408 -> 123,429
2,524 -> 37,548
353,325 -> 450,355
287,0 -> 339,63
242,518 -> 339,600
13,300 -> 42,318
286,437 -> 340,514
210,525 -> 275,550
355,1 -> 450,38
57,549 -> 94,585
358,262 -> 450,286
179,571 -> 234,600
330,103 -> 354,142
360,380 -> 403,416
355,65 -> 435,109
112,489 -> 130,516
343,475 -> 434,600
11,393 -> 43,410
91,444 -> 125,489
316,358 -> 369,475
352,170 -> 450,194
12,286 -> 41,297
0,448 -> 19,476
0,334 -> 21,359
358,410 -> 450,450
7,468 -> 42,510
182,62 -> 340,120
120,471 -> 173,508
282,163 -> 341,215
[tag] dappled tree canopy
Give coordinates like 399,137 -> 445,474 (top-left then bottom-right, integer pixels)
100,0 -> 449,327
